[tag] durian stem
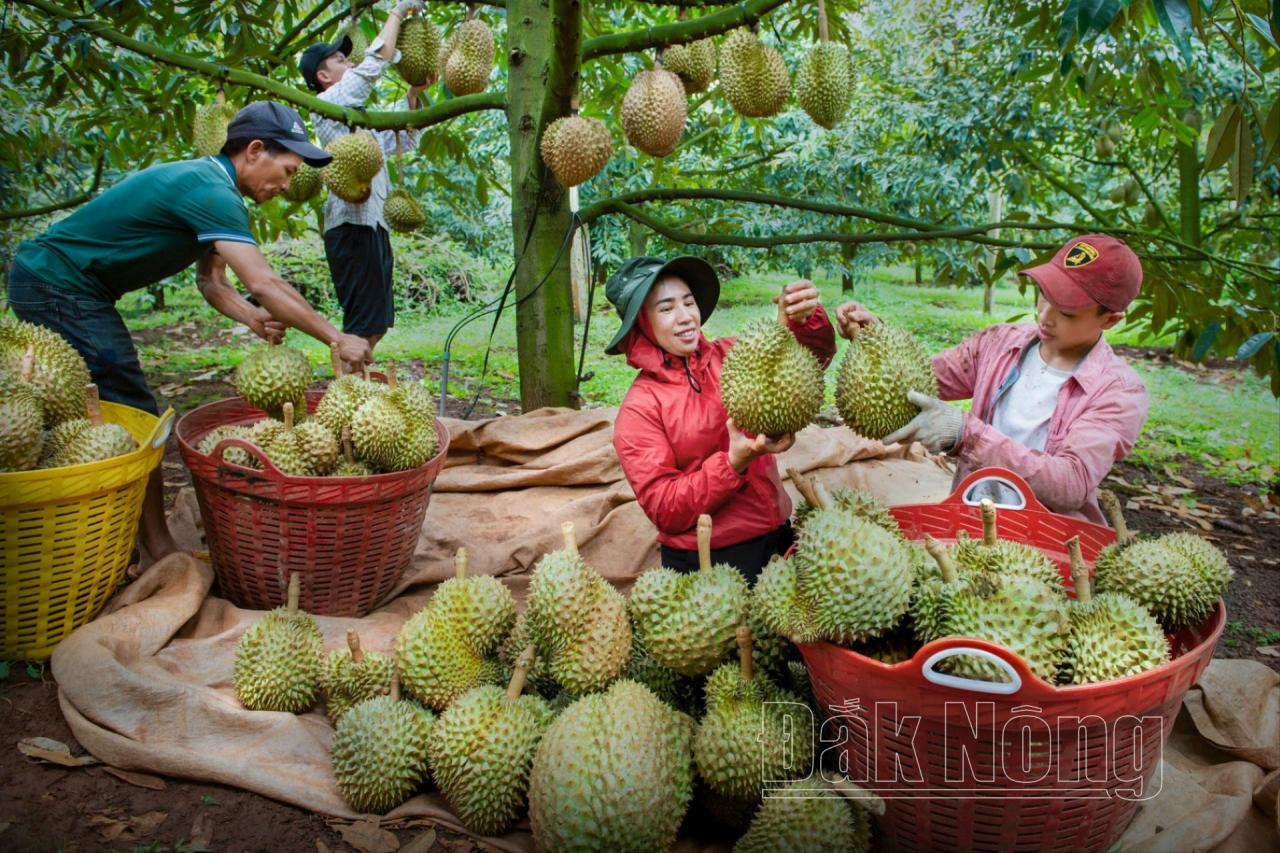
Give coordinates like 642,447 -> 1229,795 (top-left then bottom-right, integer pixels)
385,361 -> 398,390
341,425 -> 355,464
507,646 -> 536,700
465,5 -> 477,22
84,383 -> 104,425
980,499 -> 997,546
736,624 -> 754,683
923,534 -> 959,583
1099,490 -> 1133,543
697,514 -> 713,573
776,299 -> 789,326
560,521 -> 579,557
454,547 -> 468,580
329,342 -> 344,379
286,572 -> 301,613
395,134 -> 403,191
811,480 -> 834,512
786,466 -> 822,509
346,628 -> 364,663
1066,536 -> 1092,604
215,87 -> 225,105
390,672 -> 401,703
817,0 -> 830,43
362,364 -> 371,382
19,345 -> 36,383
282,400 -> 295,431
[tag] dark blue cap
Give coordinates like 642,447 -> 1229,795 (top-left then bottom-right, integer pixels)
300,36 -> 353,92
224,101 -> 332,167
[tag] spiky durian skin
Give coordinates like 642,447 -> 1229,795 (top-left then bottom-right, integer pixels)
694,663 -> 813,803
629,563 -> 748,677
720,318 -> 825,437
384,189 -> 427,233
233,608 -> 323,712
45,422 -> 136,466
428,685 -> 555,836
528,681 -> 693,853
796,42 -> 854,129
834,323 -> 938,440
623,630 -> 702,715
940,574 -> 1070,682
0,384 -> 44,471
315,374 -> 385,437
0,317 -> 91,426
540,115 -> 613,187
331,695 -> 434,814
1061,593 -> 1169,684
792,487 -> 901,537
950,537 -> 1065,592
1157,532 -> 1233,599
1094,538 -> 1219,630
232,344 -> 311,419
741,586 -> 799,684
196,423 -> 257,468
719,29 -> 790,118
343,23 -> 369,65
394,16 -> 441,85
754,555 -> 819,643
664,38 -> 717,94
733,776 -> 871,853
192,102 -> 237,157
350,395 -> 407,471
621,68 -> 688,157
282,162 -> 323,203
320,648 -> 394,723
499,613 -> 559,696
322,132 -> 384,203
442,18 -> 494,95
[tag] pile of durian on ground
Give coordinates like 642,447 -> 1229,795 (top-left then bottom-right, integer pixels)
0,318 -> 138,472
197,341 -> 438,477
231,489 -> 1229,849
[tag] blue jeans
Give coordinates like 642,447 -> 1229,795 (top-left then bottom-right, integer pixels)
6,263 -> 158,415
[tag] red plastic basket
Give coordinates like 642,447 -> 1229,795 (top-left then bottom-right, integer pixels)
175,391 -> 449,617
795,467 -> 1227,853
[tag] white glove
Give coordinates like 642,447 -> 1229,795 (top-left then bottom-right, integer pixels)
882,390 -> 964,452
390,0 -> 423,16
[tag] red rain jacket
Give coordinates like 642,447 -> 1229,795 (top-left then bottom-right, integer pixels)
613,307 -> 837,550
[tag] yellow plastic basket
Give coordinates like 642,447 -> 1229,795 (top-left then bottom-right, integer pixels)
0,402 -> 174,660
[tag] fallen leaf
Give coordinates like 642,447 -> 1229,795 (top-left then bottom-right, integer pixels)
130,811 -> 168,836
17,737 -> 99,767
337,819 -> 399,853
1258,646 -> 1279,657
103,767 -> 167,790
189,809 -> 214,849
316,841 -> 333,853
401,828 -> 437,853
87,814 -> 130,842
190,368 -> 221,382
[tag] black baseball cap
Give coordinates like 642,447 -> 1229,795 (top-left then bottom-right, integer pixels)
300,36 -> 353,92
604,256 -> 719,355
224,102 -> 332,167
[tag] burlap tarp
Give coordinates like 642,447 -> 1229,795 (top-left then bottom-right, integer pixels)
49,408 -> 1280,852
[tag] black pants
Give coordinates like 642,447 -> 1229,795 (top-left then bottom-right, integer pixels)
660,523 -> 796,586
323,223 -> 394,337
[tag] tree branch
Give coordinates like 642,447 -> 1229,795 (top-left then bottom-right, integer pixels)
1010,141 -> 1115,226
273,0 -> 368,57
0,154 -> 105,222
583,0 -> 790,60
17,0 -> 506,130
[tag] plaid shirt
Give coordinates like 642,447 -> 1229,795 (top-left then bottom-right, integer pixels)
314,36 -> 423,233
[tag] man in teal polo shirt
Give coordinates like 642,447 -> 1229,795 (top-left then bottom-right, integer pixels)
7,100 -> 372,567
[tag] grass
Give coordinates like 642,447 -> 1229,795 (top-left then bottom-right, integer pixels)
116,259 -> 1278,486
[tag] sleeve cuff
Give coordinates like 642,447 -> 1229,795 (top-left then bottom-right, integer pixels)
199,231 -> 257,245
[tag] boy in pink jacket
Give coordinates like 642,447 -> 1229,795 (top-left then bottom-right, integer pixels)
836,234 -> 1148,526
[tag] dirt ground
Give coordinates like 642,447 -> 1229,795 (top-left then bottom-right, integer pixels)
3,329 -> 1277,852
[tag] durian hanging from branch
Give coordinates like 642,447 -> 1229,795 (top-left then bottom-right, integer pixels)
796,0 -> 854,129
192,86 -> 237,158
621,58 -> 688,157
541,95 -> 614,187
340,2 -> 370,67
662,8 -> 718,95
719,25 -> 790,118
385,136 -> 426,233
322,131 -> 384,203
395,9 -> 441,86
441,7 -> 495,96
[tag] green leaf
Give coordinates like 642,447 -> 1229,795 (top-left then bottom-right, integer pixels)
1058,0 -> 1084,49
1080,0 -> 1123,37
1229,113 -> 1254,206
1204,103 -> 1241,172
1246,13 -> 1279,50
1264,96 -> 1280,166
1152,0 -> 1194,63
1236,331 -> 1276,360
1192,322 -> 1220,361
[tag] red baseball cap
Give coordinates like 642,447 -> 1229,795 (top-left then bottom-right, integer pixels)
1019,234 -> 1143,312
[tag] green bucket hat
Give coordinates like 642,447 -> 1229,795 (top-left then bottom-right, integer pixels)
604,255 -> 720,355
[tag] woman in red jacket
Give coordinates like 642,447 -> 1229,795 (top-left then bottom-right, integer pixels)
606,256 -> 837,582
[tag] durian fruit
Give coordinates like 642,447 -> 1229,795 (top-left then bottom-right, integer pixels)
322,131 -> 384,203
350,366 -> 438,472
525,522 -> 632,694
330,675 -> 435,814
944,499 -> 1064,592
835,322 -> 938,440
332,426 -> 375,477
192,98 -> 237,157
1157,532 -> 1233,600
733,775 -> 872,853
755,482 -> 915,645
43,384 -> 137,468
1060,537 -> 1169,684
0,316 -> 91,426
694,626 -> 813,805
742,583 -> 800,684
0,347 -> 44,471
790,481 -> 898,538
721,303 -> 825,437
321,629 -> 394,723
663,38 -> 717,94
395,15 -> 440,85
39,416 -> 91,466
396,548 -> 516,710
540,113 -> 613,187
195,423 -> 259,468
1094,536 -> 1225,631
528,680 -> 693,853
316,347 -> 387,437
257,402 -> 338,476
232,342 -> 311,419
442,16 -> 495,96
910,534 -> 968,644
621,67 -> 688,157
282,162 -> 323,203
795,5 -> 853,130
429,647 -> 556,836
498,612 -> 558,697
719,28 -> 790,118
233,574 -> 324,712
623,629 -> 701,715
341,20 -> 369,65
384,189 -> 426,233
1094,489 -> 1138,577
629,514 -> 748,677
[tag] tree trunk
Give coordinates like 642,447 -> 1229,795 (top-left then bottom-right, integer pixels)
840,242 -> 856,293
628,218 -> 648,257
507,0 -> 580,411
914,257 -> 923,284
1177,123 -> 1201,250
983,189 -> 1003,315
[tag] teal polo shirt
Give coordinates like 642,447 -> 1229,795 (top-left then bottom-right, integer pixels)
13,154 -> 257,302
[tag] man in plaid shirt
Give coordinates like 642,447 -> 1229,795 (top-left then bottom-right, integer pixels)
299,0 -> 431,357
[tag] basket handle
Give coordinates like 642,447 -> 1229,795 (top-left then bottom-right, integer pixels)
916,636 -> 1048,697
145,408 -> 177,449
942,466 -> 1050,514
209,436 -> 287,479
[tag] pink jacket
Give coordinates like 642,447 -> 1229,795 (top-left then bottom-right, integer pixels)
933,324 -> 1148,526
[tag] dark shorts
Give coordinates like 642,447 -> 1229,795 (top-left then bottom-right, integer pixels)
660,522 -> 796,586
6,263 -> 158,415
323,223 -> 394,338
